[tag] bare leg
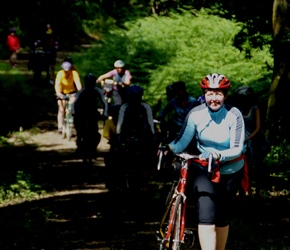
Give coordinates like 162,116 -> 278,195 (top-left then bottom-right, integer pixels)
198,224 -> 216,250
10,51 -> 17,68
216,225 -> 229,250
57,99 -> 65,131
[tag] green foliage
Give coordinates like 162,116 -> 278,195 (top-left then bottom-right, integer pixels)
81,10 -> 273,107
0,171 -> 46,204
264,140 -> 290,170
0,134 -> 13,147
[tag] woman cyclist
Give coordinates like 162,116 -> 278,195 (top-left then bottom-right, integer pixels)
161,73 -> 245,250
54,58 -> 82,133
96,60 -> 132,105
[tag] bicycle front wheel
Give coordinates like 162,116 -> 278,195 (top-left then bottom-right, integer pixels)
168,194 -> 183,250
67,124 -> 73,141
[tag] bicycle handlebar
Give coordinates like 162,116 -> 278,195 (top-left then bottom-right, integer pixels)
157,150 -> 163,170
56,93 -> 76,100
157,148 -> 213,173
103,79 -> 115,85
61,95 -> 70,100
101,79 -> 125,87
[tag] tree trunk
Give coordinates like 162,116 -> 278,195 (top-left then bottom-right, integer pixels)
267,0 -> 290,143
151,0 -> 160,15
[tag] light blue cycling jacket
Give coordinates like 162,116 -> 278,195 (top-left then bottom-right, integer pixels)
169,103 -> 245,175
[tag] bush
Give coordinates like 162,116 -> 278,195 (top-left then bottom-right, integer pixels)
78,10 -> 273,108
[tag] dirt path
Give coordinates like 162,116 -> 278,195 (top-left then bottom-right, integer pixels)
0,51 -> 171,249
3,118 -> 167,250
5,124 -> 290,250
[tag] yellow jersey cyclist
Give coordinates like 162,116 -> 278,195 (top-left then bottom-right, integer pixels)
54,58 -> 82,133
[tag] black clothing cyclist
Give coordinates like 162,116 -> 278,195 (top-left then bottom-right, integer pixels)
107,85 -> 157,191
29,24 -> 59,84
72,73 -> 108,160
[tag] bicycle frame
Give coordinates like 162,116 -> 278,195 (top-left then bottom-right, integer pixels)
157,151 -> 213,250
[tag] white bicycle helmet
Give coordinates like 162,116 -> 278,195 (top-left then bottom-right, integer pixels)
61,62 -> 72,71
114,60 -> 125,68
200,73 -> 231,90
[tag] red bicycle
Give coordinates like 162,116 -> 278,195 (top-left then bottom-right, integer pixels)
157,149 -> 214,250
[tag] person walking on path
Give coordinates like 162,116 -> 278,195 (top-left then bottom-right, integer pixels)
160,73 -> 246,250
6,27 -> 21,68
72,73 -> 108,159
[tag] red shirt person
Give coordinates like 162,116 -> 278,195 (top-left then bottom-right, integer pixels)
6,27 -> 21,68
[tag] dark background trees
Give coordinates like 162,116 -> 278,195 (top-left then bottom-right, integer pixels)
268,0 -> 290,144
1,0 -> 290,144
0,0 -> 274,50
1,3 -> 290,248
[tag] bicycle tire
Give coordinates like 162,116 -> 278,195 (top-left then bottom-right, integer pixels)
67,124 -> 73,141
168,194 -> 182,250
61,126 -> 66,139
62,99 -> 74,141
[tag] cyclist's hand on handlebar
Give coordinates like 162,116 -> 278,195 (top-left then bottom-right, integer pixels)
115,81 -> 125,87
199,151 -> 221,161
57,93 -> 65,99
157,144 -> 172,156
157,145 -> 174,170
154,115 -> 162,122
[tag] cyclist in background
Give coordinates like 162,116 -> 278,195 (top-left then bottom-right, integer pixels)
43,24 -> 58,84
161,73 -> 245,250
116,84 -> 155,143
96,60 -> 132,105
54,58 -> 82,133
72,73 -> 108,159
198,94 -> 205,104
233,86 -> 269,195
107,85 -> 157,191
156,81 -> 200,145
29,24 -> 59,84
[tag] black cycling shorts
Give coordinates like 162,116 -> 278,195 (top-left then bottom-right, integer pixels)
189,165 -> 243,227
